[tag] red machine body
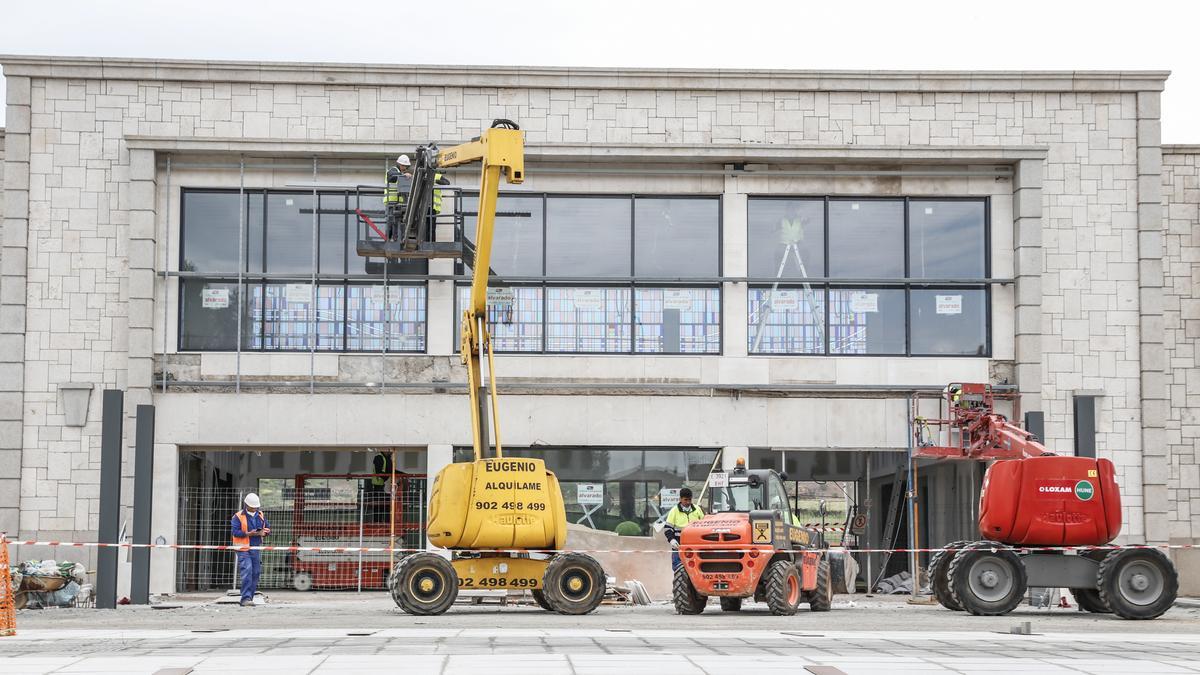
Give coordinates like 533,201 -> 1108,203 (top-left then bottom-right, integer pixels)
979,456 -> 1122,546
914,383 -> 1124,546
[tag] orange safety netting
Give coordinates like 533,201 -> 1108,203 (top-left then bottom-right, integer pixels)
0,536 -> 15,636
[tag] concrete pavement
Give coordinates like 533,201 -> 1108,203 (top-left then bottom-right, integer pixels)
3,628 -> 1200,673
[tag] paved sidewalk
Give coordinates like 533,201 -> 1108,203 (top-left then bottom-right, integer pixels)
3,629 -> 1200,674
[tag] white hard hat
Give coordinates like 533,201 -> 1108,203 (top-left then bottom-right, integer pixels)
396,154 -> 411,166
244,493 -> 261,509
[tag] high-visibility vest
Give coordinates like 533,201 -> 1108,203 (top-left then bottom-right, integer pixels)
432,173 -> 444,214
665,504 -> 705,529
385,166 -> 406,205
231,510 -> 266,547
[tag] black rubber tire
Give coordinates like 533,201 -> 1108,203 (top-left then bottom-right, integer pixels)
947,546 -> 1027,616
531,589 -> 553,611
391,552 -> 458,616
764,559 -> 802,616
719,597 -> 743,612
929,541 -> 974,611
1071,587 -> 1112,614
807,558 -> 833,612
1097,548 -> 1178,620
673,566 -> 706,615
541,552 -> 606,615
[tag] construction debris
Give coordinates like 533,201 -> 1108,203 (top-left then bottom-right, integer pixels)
11,560 -> 89,609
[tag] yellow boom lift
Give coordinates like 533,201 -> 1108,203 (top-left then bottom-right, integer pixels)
358,120 -> 607,615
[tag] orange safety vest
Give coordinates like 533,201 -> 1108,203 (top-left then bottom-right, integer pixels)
231,510 -> 264,548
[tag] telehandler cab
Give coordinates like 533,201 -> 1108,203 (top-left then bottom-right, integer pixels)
674,459 -> 833,616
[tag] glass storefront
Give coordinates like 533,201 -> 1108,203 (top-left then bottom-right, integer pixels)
454,447 -> 719,535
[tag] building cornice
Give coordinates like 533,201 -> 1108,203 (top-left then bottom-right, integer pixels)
1163,144 -> 1200,154
124,136 -> 1049,164
0,55 -> 1170,92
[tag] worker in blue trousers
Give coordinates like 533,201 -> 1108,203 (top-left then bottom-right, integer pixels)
230,493 -> 270,607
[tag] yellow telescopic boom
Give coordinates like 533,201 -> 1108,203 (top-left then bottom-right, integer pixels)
434,120 -> 525,461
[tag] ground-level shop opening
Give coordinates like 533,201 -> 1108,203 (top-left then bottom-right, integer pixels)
748,448 -> 983,591
176,447 -> 426,592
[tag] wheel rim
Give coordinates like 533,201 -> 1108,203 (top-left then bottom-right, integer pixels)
408,566 -> 447,605
967,556 -> 1015,603
559,565 -> 593,603
1118,560 -> 1165,606
293,573 -> 312,591
786,573 -> 800,605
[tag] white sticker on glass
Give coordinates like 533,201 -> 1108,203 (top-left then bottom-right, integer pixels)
663,289 -> 693,311
286,283 -> 312,304
849,292 -> 878,313
771,290 -> 799,311
572,288 -> 605,311
936,294 -> 963,315
201,287 -> 229,309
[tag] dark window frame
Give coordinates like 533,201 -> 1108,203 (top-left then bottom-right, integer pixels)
746,195 -> 991,358
177,187 -> 427,354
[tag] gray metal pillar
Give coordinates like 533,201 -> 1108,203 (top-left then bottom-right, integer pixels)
96,389 -> 124,610
130,404 -> 155,604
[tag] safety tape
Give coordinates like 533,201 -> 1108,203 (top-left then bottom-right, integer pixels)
1,539 -> 1196,556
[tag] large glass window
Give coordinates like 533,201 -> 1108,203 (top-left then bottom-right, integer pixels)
457,193 -> 722,354
462,194 -> 544,277
909,288 -> 988,355
746,196 -> 990,356
453,447 -> 719,536
546,197 -> 631,278
828,288 -> 907,355
634,198 -> 720,278
179,189 -> 426,352
455,286 -> 544,352
748,199 -> 824,279
747,286 -> 825,354
828,199 -> 905,279
546,287 -> 632,353
634,288 -> 720,354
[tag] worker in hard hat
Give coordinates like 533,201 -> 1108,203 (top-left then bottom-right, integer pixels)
663,487 -> 705,571
230,493 -> 270,607
384,154 -> 412,239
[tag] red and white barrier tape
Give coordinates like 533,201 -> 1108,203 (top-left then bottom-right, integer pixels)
1,539 -> 1195,556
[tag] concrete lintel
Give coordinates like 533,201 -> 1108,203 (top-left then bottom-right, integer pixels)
0,55 -> 1171,92
125,135 -> 1049,165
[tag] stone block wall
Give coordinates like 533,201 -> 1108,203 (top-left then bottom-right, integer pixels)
1162,146 -> 1200,543
0,58 -> 1177,543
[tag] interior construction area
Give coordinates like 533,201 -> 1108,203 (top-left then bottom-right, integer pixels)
171,442 -> 980,595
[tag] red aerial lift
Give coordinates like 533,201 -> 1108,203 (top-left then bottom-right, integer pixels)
915,383 -> 1178,619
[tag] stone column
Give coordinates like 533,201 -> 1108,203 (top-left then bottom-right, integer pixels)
0,76 -> 32,535
1012,158 -> 1044,415
1136,92 -> 1169,545
127,148 -> 157,408
722,177 -> 748,357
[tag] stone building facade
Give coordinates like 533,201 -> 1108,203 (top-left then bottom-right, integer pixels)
0,56 -> 1196,592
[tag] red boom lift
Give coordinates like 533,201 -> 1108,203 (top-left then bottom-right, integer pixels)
916,383 -> 1178,619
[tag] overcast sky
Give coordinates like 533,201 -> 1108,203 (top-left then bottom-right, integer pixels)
2,0 -> 1198,142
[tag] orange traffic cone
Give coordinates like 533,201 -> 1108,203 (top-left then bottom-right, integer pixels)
0,535 -> 15,636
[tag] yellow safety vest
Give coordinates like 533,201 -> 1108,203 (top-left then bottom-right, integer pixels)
432,173 -> 444,214
666,504 -> 705,529
385,167 -> 406,205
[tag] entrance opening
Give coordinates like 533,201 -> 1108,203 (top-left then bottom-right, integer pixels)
176,448 -> 426,592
